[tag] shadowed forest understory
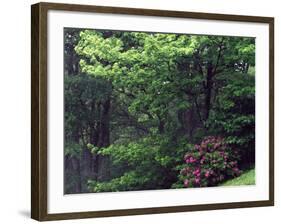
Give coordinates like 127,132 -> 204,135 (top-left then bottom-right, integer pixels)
64,28 -> 255,194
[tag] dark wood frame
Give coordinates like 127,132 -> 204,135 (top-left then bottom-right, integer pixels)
31,2 -> 274,221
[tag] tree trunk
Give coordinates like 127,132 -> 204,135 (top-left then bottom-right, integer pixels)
97,99 -> 111,147
80,148 -> 94,192
204,63 -> 214,121
158,119 -> 165,134
64,155 -> 82,194
97,99 -> 111,181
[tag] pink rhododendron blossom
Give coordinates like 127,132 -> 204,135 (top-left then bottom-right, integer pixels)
214,143 -> 220,149
184,179 -> 189,187
179,136 -> 241,188
193,169 -> 201,177
205,170 -> 210,177
189,157 -> 196,163
195,177 -> 200,184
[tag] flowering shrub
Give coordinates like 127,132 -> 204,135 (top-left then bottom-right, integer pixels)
178,136 -> 241,188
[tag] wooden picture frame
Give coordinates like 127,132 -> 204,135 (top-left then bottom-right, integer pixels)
31,2 -> 274,221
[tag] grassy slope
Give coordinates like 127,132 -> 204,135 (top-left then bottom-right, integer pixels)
221,169 -> 255,186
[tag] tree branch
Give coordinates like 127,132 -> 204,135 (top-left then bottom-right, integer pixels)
212,37 -> 225,75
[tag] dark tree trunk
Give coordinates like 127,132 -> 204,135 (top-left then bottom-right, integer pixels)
90,124 -> 99,181
71,156 -> 82,193
177,102 -> 198,140
97,99 -> 111,147
158,119 -> 165,134
80,148 -> 94,192
186,104 -> 196,139
64,155 -> 81,194
204,63 -> 214,121
97,99 -> 111,181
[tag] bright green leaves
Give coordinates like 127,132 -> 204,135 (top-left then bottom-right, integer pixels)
75,30 -> 123,79
76,30 -> 123,62
76,31 -> 197,123
98,136 -> 160,166
87,134 -> 188,192
236,38 -> 255,65
76,30 -> 255,140
88,171 -> 151,192
87,143 -> 99,154
142,33 -> 194,61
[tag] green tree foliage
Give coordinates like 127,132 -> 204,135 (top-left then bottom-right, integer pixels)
64,28 -> 255,193
207,72 -> 255,168
87,135 -> 190,192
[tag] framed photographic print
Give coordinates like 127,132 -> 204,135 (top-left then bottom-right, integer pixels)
31,2 -> 274,221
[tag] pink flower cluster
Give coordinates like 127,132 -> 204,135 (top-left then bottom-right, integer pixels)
180,136 -> 241,188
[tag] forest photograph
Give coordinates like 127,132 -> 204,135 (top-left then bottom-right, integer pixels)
64,28 -> 255,194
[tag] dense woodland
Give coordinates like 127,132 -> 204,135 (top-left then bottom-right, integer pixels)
64,28 -> 255,194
